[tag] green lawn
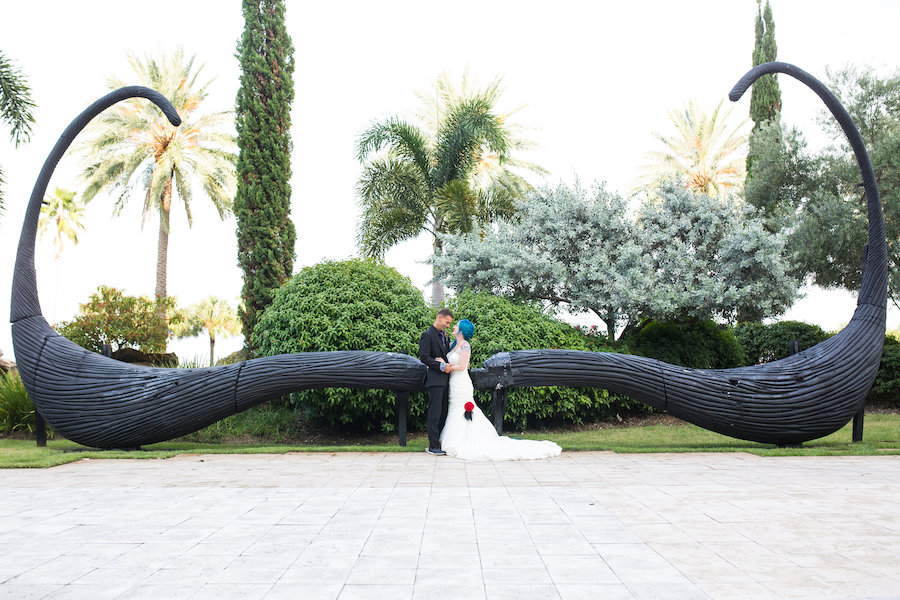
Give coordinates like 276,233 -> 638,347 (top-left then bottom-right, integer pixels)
2,414 -> 898,468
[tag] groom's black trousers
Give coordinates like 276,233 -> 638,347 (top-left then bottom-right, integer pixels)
426,384 -> 450,449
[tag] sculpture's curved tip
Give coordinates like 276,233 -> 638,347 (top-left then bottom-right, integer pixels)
728,61 -> 791,102
11,86 -> 181,324
726,61 -> 886,309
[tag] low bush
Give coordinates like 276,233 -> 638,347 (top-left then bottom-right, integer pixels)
625,319 -> 745,369
0,371 -> 52,437
179,403 -> 299,443
734,320 -> 832,365
55,285 -> 173,354
870,336 -> 900,407
446,291 -> 648,430
252,258 -> 432,432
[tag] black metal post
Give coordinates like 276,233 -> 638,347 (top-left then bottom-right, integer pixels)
491,388 -> 507,435
34,408 -> 47,447
395,391 -> 409,447
852,407 -> 865,443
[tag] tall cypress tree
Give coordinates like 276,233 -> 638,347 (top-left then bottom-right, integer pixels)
234,0 -> 296,353
747,0 -> 782,175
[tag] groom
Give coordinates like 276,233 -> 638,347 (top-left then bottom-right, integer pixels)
419,308 -> 455,456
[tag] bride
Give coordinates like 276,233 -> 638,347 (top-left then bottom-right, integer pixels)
438,319 -> 562,461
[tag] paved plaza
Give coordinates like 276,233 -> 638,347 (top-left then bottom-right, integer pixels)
1,451 -> 898,599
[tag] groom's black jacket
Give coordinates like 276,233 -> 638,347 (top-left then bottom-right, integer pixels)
419,326 -> 450,389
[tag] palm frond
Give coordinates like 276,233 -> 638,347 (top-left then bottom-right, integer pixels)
432,96 -> 510,187
0,50 -> 36,146
356,117 -> 431,184
434,179 -> 478,234
635,99 -> 749,195
356,157 -> 429,257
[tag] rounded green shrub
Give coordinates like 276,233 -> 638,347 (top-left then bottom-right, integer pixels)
445,291 -> 647,430
869,335 -> 900,407
733,320 -> 832,365
252,258 -> 431,432
626,320 -> 745,369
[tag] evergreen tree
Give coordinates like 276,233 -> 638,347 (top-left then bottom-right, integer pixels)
747,0 -> 782,177
234,0 -> 296,353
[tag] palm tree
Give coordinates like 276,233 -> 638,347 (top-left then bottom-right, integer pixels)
38,187 -> 86,322
39,187 -> 85,260
413,68 -> 545,201
357,77 -> 541,306
0,50 -> 36,216
79,47 -> 237,300
637,99 -> 749,196
180,296 -> 242,366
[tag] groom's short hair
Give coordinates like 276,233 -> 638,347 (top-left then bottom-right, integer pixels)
437,308 -> 453,318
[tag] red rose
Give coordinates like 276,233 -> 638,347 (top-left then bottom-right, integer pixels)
464,402 -> 474,412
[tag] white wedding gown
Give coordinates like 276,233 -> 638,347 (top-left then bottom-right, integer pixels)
440,349 -> 562,460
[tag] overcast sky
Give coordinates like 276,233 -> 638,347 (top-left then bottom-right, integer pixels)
2,0 -> 899,363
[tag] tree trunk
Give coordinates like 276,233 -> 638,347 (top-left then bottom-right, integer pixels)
431,233 -> 444,308
209,334 -> 216,367
155,181 -> 172,300
603,313 -> 616,344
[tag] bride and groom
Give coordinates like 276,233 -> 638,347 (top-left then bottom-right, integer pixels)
418,309 -> 561,460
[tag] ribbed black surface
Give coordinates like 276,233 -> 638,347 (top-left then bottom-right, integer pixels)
10,64 -> 887,448
14,315 -> 426,448
478,63 -> 887,446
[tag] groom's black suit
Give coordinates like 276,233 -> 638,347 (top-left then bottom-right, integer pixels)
419,325 -> 450,450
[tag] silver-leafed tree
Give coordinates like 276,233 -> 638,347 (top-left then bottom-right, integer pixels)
234,0 -> 296,353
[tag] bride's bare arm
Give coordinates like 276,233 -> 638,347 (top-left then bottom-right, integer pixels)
458,342 -> 471,370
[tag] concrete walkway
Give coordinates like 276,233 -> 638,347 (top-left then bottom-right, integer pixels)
1,452 -> 898,599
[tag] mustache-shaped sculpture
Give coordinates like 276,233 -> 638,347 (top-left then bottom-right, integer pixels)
480,62 -> 887,445
11,62 -> 886,449
11,87 -> 427,449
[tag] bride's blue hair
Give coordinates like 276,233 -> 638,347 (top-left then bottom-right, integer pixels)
450,319 -> 474,351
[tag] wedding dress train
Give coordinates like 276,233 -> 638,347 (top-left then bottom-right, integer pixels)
439,349 -> 562,460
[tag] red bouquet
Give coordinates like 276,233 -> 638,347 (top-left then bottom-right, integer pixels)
464,402 -> 474,421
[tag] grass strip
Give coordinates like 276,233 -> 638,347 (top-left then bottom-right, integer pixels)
1,414 -> 897,468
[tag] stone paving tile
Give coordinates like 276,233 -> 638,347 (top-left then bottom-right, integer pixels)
338,583 -> 414,599
412,581 -> 486,600
626,582 -> 712,599
541,554 -> 619,585
190,583 -> 273,600
2,453 -> 900,599
482,567 -> 553,584
0,584 -> 61,599
43,582 -> 135,600
118,583 -> 204,599
263,583 -> 342,599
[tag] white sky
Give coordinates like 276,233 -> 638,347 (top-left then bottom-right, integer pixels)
2,0 -> 899,364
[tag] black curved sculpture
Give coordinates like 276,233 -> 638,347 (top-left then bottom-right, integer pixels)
479,62 -> 887,445
10,62 -> 886,449
11,87 -> 427,449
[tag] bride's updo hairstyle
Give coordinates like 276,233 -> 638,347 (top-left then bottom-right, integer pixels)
450,319 -> 475,351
